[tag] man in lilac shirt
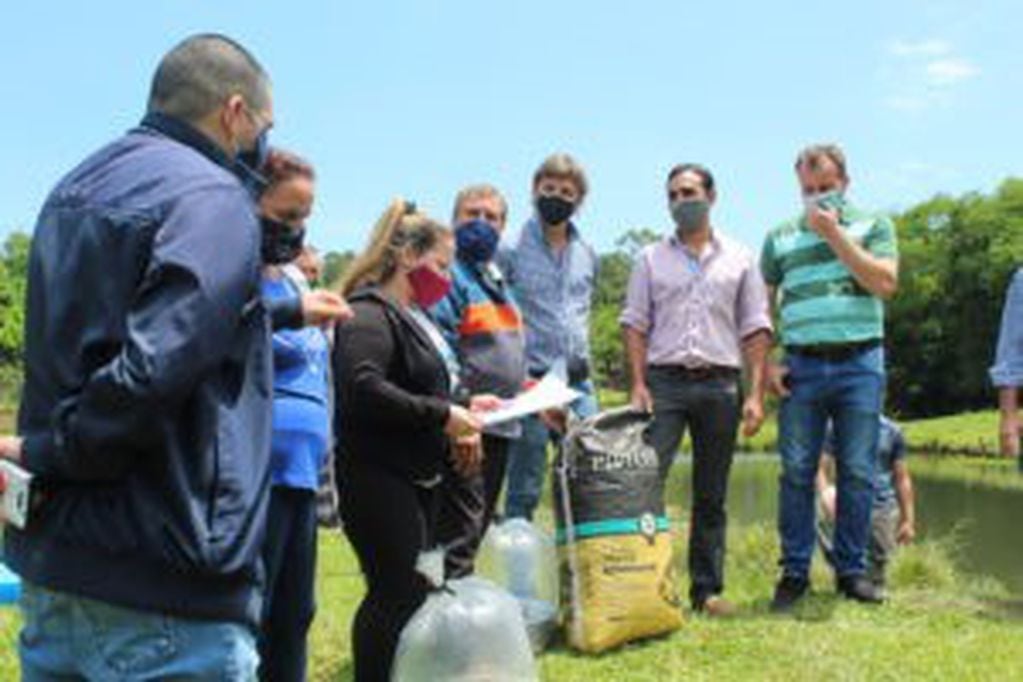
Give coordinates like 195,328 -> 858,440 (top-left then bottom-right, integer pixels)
620,163 -> 772,616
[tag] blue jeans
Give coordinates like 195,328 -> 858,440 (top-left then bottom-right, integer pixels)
778,346 -> 884,579
19,582 -> 258,681
504,379 -> 599,520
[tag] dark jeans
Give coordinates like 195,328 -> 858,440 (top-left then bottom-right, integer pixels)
646,366 -> 740,608
339,461 -> 436,682
258,486 -> 318,682
436,435 -> 511,579
778,346 -> 884,579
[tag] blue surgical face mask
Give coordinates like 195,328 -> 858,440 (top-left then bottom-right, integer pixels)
455,219 -> 500,263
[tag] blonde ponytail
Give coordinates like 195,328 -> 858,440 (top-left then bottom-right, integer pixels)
339,198 -> 451,297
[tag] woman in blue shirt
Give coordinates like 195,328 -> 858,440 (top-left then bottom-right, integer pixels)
257,149 -> 334,681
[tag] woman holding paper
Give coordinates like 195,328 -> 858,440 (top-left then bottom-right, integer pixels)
334,199 -> 496,682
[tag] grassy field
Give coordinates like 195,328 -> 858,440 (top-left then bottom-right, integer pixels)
3,505 -> 1021,680
0,400 -> 1018,678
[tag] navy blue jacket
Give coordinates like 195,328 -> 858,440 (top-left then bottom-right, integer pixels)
4,113 -> 273,626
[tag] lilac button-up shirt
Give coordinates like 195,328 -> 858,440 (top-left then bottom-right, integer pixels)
619,232 -> 772,369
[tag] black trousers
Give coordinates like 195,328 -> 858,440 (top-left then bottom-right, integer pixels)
436,435 -> 511,579
646,366 -> 740,608
339,461 -> 436,682
258,486 -> 318,682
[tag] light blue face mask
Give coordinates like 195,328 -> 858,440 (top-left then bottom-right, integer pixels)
803,189 -> 845,214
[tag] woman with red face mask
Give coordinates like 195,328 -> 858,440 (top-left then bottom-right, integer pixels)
334,199 -> 493,682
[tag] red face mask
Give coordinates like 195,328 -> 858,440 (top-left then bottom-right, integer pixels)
407,264 -> 452,308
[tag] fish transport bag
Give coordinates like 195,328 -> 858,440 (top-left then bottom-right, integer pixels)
476,518 -> 559,652
391,576 -> 538,682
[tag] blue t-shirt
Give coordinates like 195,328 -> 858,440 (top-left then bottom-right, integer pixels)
262,276 -> 332,490
823,416 -> 905,508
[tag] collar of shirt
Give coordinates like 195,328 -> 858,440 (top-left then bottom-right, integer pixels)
668,230 -> 722,271
138,112 -> 234,174
527,216 -> 580,253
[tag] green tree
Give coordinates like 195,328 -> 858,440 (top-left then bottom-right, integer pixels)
0,231 -> 30,365
322,250 -> 355,288
589,228 -> 659,389
886,179 -> 1023,417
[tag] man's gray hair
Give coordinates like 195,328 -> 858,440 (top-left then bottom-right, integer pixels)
147,33 -> 271,123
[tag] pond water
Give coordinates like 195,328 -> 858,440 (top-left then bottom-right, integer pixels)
664,455 -> 1023,594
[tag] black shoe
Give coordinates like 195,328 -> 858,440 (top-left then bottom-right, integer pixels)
836,574 -> 885,604
770,575 -> 810,612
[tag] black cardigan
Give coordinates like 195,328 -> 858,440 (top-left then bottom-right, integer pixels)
333,288 -> 453,484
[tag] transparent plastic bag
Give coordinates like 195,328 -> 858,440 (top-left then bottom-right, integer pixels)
477,518 -> 559,652
391,576 -> 537,682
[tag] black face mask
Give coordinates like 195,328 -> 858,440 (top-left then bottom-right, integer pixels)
536,195 -> 576,226
260,216 -> 305,265
234,128 -> 271,199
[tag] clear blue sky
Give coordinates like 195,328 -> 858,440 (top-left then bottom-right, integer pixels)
1,1 -> 1019,254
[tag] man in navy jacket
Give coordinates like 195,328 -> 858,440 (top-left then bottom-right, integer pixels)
0,34 -> 293,679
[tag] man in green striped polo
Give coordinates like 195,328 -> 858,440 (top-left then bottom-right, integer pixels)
760,144 -> 899,610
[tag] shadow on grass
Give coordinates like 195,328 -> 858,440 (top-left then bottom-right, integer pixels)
975,598 -> 1023,624
737,592 -> 839,623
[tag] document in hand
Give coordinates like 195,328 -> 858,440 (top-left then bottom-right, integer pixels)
481,373 -> 581,427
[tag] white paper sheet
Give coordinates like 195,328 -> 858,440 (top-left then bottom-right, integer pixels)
480,372 -> 581,427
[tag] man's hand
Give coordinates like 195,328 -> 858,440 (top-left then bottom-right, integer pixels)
630,383 -> 654,413
741,396 -> 765,437
806,205 -> 841,240
999,413 -> 1020,458
897,519 -> 916,545
766,362 -> 790,398
450,433 -> 483,477
0,436 -> 22,463
301,289 -> 353,327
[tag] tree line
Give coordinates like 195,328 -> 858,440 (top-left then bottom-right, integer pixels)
1,181 -> 1020,418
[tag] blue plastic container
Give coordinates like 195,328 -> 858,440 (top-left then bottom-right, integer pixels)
0,560 -> 21,604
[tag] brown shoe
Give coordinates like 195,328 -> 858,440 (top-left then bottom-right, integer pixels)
699,596 -> 738,617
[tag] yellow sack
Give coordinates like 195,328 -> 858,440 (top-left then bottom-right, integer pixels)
554,408 -> 683,653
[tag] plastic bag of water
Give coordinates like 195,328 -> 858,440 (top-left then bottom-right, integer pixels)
477,518 -> 559,652
391,576 -> 537,682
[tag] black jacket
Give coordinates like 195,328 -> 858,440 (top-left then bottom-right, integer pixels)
334,288 -> 454,484
6,113 -> 272,626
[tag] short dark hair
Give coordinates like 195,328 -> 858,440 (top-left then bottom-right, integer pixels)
666,163 -> 715,194
147,33 -> 270,123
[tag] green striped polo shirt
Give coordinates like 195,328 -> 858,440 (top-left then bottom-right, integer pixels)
760,203 -> 898,346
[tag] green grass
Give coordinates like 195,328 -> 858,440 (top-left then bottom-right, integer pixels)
4,516 -> 1021,680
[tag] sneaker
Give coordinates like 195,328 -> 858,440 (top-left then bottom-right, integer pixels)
696,595 -> 737,618
836,574 -> 885,604
770,575 -> 810,612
